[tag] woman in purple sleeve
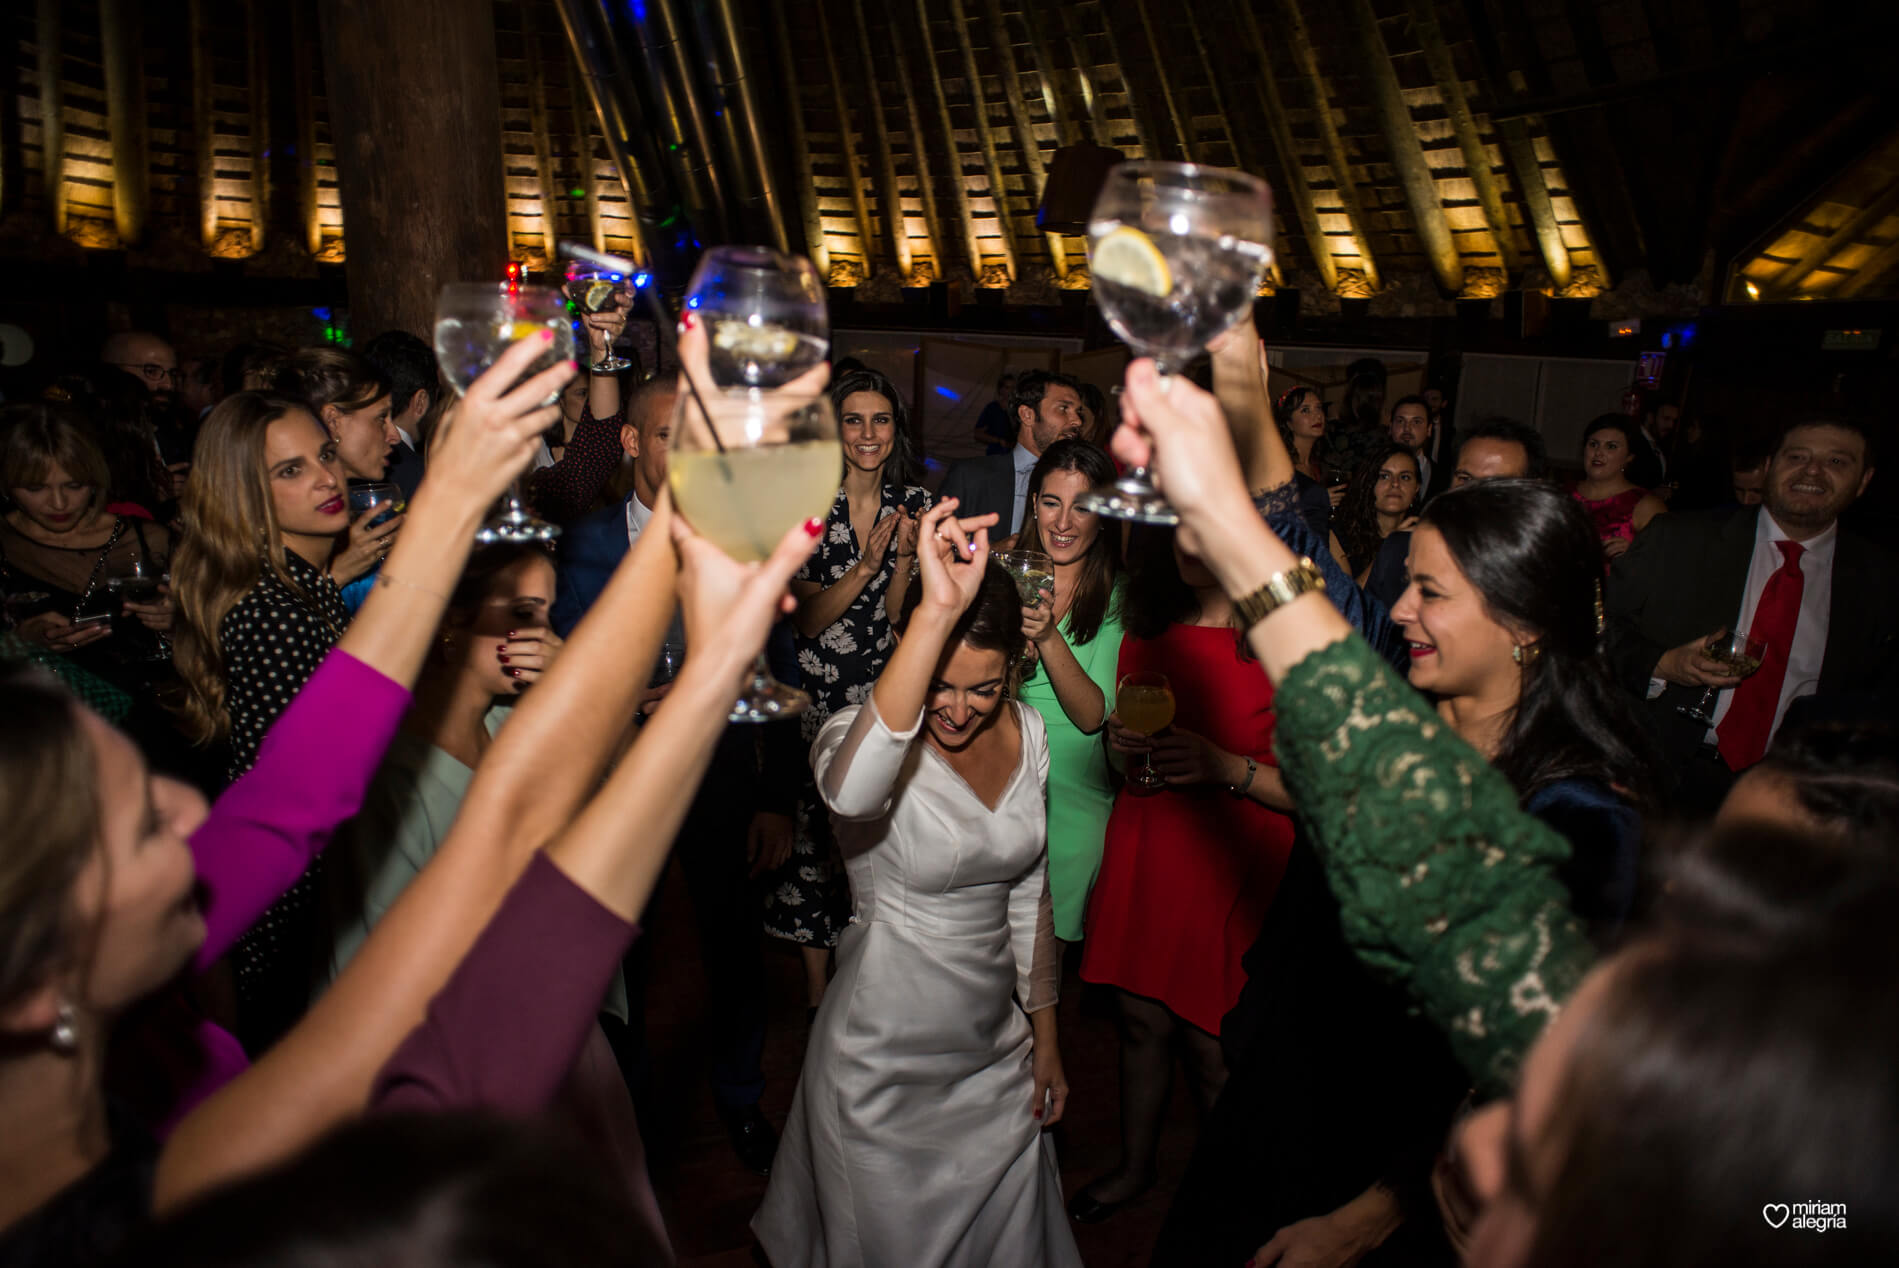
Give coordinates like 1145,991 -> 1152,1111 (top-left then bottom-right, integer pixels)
0,333 -> 573,1266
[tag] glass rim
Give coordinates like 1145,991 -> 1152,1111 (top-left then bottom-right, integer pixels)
1104,160 -> 1269,199
992,548 -> 1054,566
693,244 -> 817,275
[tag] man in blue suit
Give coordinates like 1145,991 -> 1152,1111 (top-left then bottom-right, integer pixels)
935,369 -> 1085,535
555,377 -> 800,1176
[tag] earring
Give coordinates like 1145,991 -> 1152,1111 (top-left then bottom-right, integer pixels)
1512,643 -> 1542,666
50,1000 -> 78,1053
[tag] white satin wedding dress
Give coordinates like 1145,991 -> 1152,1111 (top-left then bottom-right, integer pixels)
752,698 -> 1080,1268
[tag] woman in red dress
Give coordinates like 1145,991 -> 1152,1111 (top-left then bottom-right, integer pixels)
1069,527 -> 1296,1224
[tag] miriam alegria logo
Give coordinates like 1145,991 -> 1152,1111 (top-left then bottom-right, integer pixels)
1764,1201 -> 1847,1232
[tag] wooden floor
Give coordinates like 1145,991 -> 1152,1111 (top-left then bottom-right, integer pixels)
633,855 -> 1206,1268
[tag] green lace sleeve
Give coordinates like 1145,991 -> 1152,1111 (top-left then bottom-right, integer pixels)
1273,635 -> 1595,1095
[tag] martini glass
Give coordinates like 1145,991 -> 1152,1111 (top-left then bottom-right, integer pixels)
1081,161 -> 1273,524
564,263 -> 634,373
433,282 -> 575,544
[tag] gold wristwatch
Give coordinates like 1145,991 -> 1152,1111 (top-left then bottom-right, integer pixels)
1232,557 -> 1327,630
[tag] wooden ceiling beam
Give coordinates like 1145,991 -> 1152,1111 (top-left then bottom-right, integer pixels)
1276,0 -> 1380,291
519,0 -> 562,260
1082,2 -> 1155,160
35,0 -> 65,233
1346,0 -> 1464,293
246,0 -> 270,252
1129,0 -> 1195,162
946,0 -> 1027,282
1229,0 -> 1340,292
981,0 -> 1068,278
1772,181 -> 1899,300
189,0 -> 218,251
100,0 -> 150,245
850,0 -> 915,280
1015,1 -> 1078,149
815,0 -> 878,267
767,0 -> 826,270
884,7 -> 947,278
1405,0 -> 1522,274
910,0 -> 988,280
1836,232 -> 1899,300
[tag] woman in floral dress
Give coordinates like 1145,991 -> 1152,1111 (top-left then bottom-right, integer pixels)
774,368 -> 931,1009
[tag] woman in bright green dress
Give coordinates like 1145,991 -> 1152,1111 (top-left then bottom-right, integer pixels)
1011,439 -> 1125,941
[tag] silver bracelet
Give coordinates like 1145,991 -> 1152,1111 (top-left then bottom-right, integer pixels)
1229,754 -> 1258,799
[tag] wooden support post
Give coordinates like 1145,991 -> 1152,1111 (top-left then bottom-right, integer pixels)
1277,0 -> 1380,291
1405,0 -> 1522,273
189,0 -> 218,250
315,0 -> 511,340
99,0 -> 150,245
1345,0 -> 1463,293
292,0 -> 324,257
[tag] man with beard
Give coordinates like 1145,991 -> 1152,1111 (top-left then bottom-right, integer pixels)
937,370 -> 1084,535
1605,413 -> 1895,811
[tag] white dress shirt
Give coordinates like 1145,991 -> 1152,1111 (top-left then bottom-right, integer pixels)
1705,512 -> 1835,744
1416,450 -> 1434,493
1009,443 -> 1039,536
624,491 -> 655,548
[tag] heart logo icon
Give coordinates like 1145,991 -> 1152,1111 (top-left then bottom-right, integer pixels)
1763,1204 -> 1790,1228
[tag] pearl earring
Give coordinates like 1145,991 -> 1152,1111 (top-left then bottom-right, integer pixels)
50,1001 -> 78,1053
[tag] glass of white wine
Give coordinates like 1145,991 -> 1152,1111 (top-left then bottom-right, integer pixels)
689,245 -> 829,392
1081,161 -> 1274,524
992,549 -> 1055,609
669,388 -> 841,722
1117,670 -> 1176,796
433,282 -> 576,544
1677,629 -> 1768,726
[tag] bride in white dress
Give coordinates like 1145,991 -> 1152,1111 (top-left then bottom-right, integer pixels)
754,498 -> 1081,1268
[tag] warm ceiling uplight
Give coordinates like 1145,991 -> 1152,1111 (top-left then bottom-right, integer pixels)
1745,279 -> 1761,301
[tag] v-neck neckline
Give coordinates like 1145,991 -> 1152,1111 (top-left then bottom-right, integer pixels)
920,702 -> 1027,814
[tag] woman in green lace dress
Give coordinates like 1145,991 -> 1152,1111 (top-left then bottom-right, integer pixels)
1110,359 -> 1899,1268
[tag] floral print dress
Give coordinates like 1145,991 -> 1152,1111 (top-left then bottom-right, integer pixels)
764,481 -> 931,947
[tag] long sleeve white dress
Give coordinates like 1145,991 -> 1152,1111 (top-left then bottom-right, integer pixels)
752,696 -> 1080,1268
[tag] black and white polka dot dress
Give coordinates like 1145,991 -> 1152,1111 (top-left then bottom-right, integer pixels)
221,548 -> 350,1053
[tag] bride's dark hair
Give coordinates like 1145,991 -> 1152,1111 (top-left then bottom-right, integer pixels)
895,561 -> 1025,665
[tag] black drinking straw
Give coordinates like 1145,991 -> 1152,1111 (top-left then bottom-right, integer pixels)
557,241 -> 727,457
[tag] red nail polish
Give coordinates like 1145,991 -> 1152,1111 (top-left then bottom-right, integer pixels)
499,654 -> 510,664
509,667 -> 522,678
508,631 -> 517,639
803,516 -> 824,537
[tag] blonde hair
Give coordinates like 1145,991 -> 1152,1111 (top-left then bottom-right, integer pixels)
1,405 -> 110,513
171,393 -> 326,743
0,664 -> 100,1012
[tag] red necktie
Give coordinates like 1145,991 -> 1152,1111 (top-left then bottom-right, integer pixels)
1716,540 -> 1805,770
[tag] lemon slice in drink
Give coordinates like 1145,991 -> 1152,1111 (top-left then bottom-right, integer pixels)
1091,226 -> 1172,297
584,280 -> 616,311
508,320 -> 546,342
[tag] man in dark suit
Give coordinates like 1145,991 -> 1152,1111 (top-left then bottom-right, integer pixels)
1605,413 -> 1895,812
554,377 -> 800,1176
936,369 -> 1084,535
1364,418 -> 1548,609
360,330 -> 439,500
1387,393 -> 1451,503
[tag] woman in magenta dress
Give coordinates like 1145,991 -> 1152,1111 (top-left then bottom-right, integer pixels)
1069,526 -> 1295,1224
1571,414 -> 1667,569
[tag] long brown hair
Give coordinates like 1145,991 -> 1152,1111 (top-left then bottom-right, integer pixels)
1,405 -> 111,515
1013,439 -> 1122,646
270,347 -> 391,417
0,664 -> 101,1014
171,393 -> 327,743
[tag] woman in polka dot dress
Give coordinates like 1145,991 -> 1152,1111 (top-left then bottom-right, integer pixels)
173,392 -> 356,1052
